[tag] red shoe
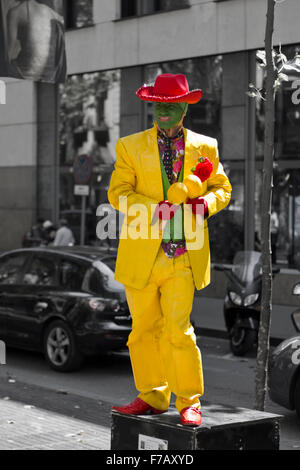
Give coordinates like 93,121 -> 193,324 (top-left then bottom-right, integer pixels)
112,398 -> 167,416
180,407 -> 202,426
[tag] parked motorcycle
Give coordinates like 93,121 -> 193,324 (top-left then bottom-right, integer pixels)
215,251 -> 279,356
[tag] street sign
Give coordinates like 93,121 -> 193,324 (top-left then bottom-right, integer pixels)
74,185 -> 90,197
73,154 -> 93,185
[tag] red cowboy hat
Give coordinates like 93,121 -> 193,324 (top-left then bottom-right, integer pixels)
136,73 -> 203,104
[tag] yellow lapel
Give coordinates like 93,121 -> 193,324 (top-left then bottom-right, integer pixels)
141,126 -> 205,202
184,128 -> 200,179
143,124 -> 164,201
183,128 -> 208,179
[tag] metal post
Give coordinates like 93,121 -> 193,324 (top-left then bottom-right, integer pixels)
80,195 -> 86,245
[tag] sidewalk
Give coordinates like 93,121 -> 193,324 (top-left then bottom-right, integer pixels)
0,398 -> 111,450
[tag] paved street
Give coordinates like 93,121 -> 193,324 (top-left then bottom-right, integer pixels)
0,336 -> 299,450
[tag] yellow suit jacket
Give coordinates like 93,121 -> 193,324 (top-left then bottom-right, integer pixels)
108,124 -> 232,291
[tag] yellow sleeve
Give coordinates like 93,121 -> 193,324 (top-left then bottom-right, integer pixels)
107,139 -> 159,226
203,143 -> 232,218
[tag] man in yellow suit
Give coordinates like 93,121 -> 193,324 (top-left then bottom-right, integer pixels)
108,74 -> 232,426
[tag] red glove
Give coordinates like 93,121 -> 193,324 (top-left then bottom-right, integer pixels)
186,197 -> 209,218
153,201 -> 180,222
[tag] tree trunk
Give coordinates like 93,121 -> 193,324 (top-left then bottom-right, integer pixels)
254,0 -> 277,411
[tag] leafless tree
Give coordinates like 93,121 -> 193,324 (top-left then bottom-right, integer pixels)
254,0 -> 277,411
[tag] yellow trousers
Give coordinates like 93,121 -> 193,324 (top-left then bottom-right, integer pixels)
125,247 -> 204,413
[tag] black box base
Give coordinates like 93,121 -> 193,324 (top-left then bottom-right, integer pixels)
111,403 -> 281,450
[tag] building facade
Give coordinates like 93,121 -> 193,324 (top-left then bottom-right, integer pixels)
1,0 -> 300,313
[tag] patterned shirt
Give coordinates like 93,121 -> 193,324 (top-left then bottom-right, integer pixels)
157,126 -> 188,259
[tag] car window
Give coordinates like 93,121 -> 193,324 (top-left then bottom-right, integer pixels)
82,259 -> 124,295
0,254 -> 28,285
22,257 -> 57,286
100,256 -> 116,271
82,267 -> 103,295
58,259 -> 85,291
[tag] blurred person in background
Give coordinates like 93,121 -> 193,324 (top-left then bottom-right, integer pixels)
270,209 -> 279,265
22,217 -> 45,247
54,219 -> 75,246
42,220 -> 56,245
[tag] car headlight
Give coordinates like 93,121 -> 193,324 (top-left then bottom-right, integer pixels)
244,293 -> 259,306
229,292 -> 242,305
293,283 -> 300,295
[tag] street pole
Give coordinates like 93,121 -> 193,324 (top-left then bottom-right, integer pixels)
80,195 -> 86,246
74,155 -> 93,246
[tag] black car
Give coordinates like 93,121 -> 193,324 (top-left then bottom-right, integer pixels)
0,247 -> 131,372
268,294 -> 300,420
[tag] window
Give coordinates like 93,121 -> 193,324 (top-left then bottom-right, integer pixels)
255,44 -> 300,267
64,0 -> 93,29
0,254 -> 28,285
256,44 -> 300,160
155,0 -> 190,11
144,56 -> 223,145
209,166 -> 244,263
255,166 -> 300,267
59,259 -> 85,290
120,0 -> 189,18
83,267 -> 102,295
121,0 -> 137,18
82,259 -> 122,295
59,70 -> 121,246
22,257 -> 57,287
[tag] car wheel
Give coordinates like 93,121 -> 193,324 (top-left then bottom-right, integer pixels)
294,376 -> 300,420
230,326 -> 257,356
43,320 -> 84,372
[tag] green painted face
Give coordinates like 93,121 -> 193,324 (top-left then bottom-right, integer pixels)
154,102 -> 188,129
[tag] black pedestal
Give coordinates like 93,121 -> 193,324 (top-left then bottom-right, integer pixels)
111,403 -> 281,450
